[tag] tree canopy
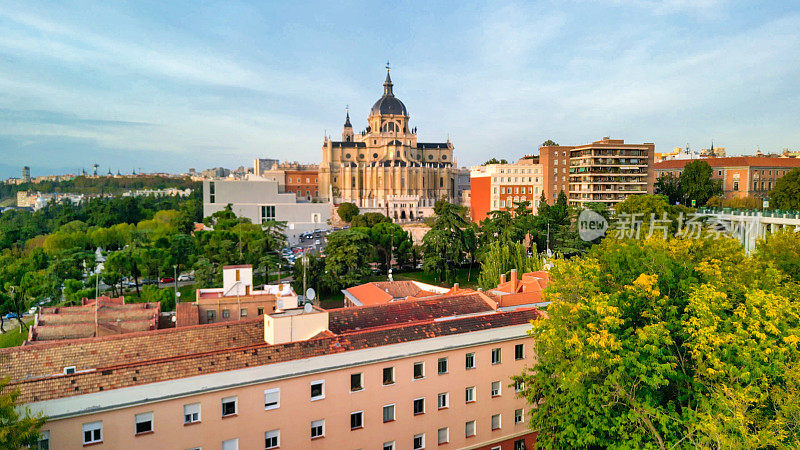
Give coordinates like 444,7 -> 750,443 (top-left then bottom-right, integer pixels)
519,234 -> 800,448
541,139 -> 559,147
770,168 -> 800,211
0,378 -> 47,448
679,160 -> 723,206
337,202 -> 359,222
483,158 -> 508,165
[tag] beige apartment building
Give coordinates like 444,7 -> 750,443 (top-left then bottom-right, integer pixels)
319,68 -> 455,221
4,292 -> 541,450
470,158 -> 546,222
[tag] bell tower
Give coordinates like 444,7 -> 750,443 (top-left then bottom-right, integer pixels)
342,106 -> 354,142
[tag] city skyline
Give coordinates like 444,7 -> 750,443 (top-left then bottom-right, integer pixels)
2,1 -> 800,179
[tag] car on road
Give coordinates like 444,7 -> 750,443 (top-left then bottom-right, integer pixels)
4,313 -> 19,319
177,274 -> 194,282
159,277 -> 175,283
314,239 -> 321,245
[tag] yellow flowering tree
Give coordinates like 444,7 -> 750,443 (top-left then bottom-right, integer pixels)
518,235 -> 800,448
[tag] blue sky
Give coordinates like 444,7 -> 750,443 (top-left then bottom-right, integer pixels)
1,1 -> 798,178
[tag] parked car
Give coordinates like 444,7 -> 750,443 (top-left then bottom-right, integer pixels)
159,277 -> 175,283
142,278 -> 158,285
314,239 -> 321,245
4,313 -> 18,319
177,274 -> 194,282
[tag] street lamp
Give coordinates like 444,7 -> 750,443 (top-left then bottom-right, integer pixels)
173,264 -> 178,308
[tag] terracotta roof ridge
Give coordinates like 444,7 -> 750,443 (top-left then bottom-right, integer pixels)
0,317 -> 264,354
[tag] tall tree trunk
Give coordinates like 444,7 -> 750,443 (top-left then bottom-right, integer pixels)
0,316 -> 5,334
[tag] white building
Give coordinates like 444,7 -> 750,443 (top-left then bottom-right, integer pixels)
203,177 -> 331,244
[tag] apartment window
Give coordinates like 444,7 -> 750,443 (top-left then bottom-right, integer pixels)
438,427 -> 449,445
64,366 -> 76,375
438,392 -> 449,409
514,438 -> 527,450
413,397 -> 425,415
350,411 -> 364,430
184,403 -> 201,424
515,380 -> 525,393
82,421 -> 102,445
222,438 -> 238,450
310,419 -> 325,439
437,357 -> 448,374
209,182 -> 215,203
733,181 -> 739,191
413,433 -> 425,450
383,441 -> 395,450
466,352 -> 475,369
383,404 -> 396,422
260,205 -> 275,222
310,380 -> 325,400
34,430 -> 49,450
264,388 -> 280,410
350,373 -> 363,392
492,414 -> 502,430
257,307 -> 264,315
515,343 -> 524,360
491,348 -> 501,364
221,396 -> 237,417
491,381 -> 501,397
222,309 -> 230,318
500,187 -> 505,194
240,308 -> 247,317
134,412 -> 153,435
265,429 -> 280,449
207,310 -> 216,322
413,362 -> 425,379
383,367 -> 395,385
515,408 -> 524,424
465,420 -> 476,437
465,386 -> 476,403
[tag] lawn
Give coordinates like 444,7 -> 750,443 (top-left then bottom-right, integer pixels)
0,318 -> 33,348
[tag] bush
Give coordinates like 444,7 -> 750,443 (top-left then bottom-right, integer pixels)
337,203 -> 359,222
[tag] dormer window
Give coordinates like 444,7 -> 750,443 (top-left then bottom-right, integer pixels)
64,366 -> 76,375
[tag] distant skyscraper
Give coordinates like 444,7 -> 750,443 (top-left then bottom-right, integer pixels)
22,166 -> 31,183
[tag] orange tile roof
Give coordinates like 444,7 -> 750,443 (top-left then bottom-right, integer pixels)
344,281 -> 439,306
1,295 -> 543,405
492,271 -> 550,307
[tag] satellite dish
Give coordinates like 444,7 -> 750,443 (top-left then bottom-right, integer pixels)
306,288 -> 316,301
303,303 -> 313,313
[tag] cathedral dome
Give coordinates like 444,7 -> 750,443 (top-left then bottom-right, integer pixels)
370,70 -> 407,116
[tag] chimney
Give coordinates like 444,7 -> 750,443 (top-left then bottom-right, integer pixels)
510,269 -> 518,291
453,283 -> 459,290
500,274 -> 507,284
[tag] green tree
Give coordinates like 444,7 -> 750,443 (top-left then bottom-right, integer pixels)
350,212 -> 392,228
323,229 -> 373,290
770,168 -> 800,211
422,201 -> 473,283
477,241 -> 542,290
0,378 -> 47,448
654,173 -> 682,204
755,228 -> 800,282
541,139 -> 559,146
337,203 -> 360,222
483,158 -> 508,165
679,160 -> 723,206
518,236 -> 800,448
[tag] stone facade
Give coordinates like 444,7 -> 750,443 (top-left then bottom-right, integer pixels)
319,69 -> 455,221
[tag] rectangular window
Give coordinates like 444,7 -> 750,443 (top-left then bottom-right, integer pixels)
413,362 -> 425,379
383,404 -> 395,422
466,352 -> 475,369
240,308 -> 247,317
311,419 -> 325,439
384,442 -> 395,450
413,397 -> 425,415
208,182 -> 215,204
465,420 -> 476,437
465,386 -> 475,403
383,367 -> 395,385
515,344 -> 524,360
438,427 -> 449,445
264,388 -> 280,410
206,310 -> 216,322
257,307 -> 264,315
265,429 -> 280,449
222,438 -> 238,450
222,309 -> 230,318
63,366 -> 76,375
344,371 -> 362,391
515,380 -> 525,393
221,396 -> 237,417
733,181 -> 739,191
437,357 -> 448,374
135,412 -> 153,434
492,414 -> 502,430
184,403 -> 201,424
491,381 -> 501,397
311,380 -> 325,400
515,408 -> 524,424
350,411 -> 363,430
514,438 -> 527,450
438,392 -> 449,409
413,434 -> 425,450
491,348 -> 501,364
82,421 -> 102,445
260,205 -> 275,222
34,430 -> 49,450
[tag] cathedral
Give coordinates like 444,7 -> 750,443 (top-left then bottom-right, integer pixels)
319,67 -> 455,221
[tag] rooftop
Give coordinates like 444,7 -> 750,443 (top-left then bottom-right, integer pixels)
654,156 -> 800,169
1,293 -> 542,405
342,280 -> 446,306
